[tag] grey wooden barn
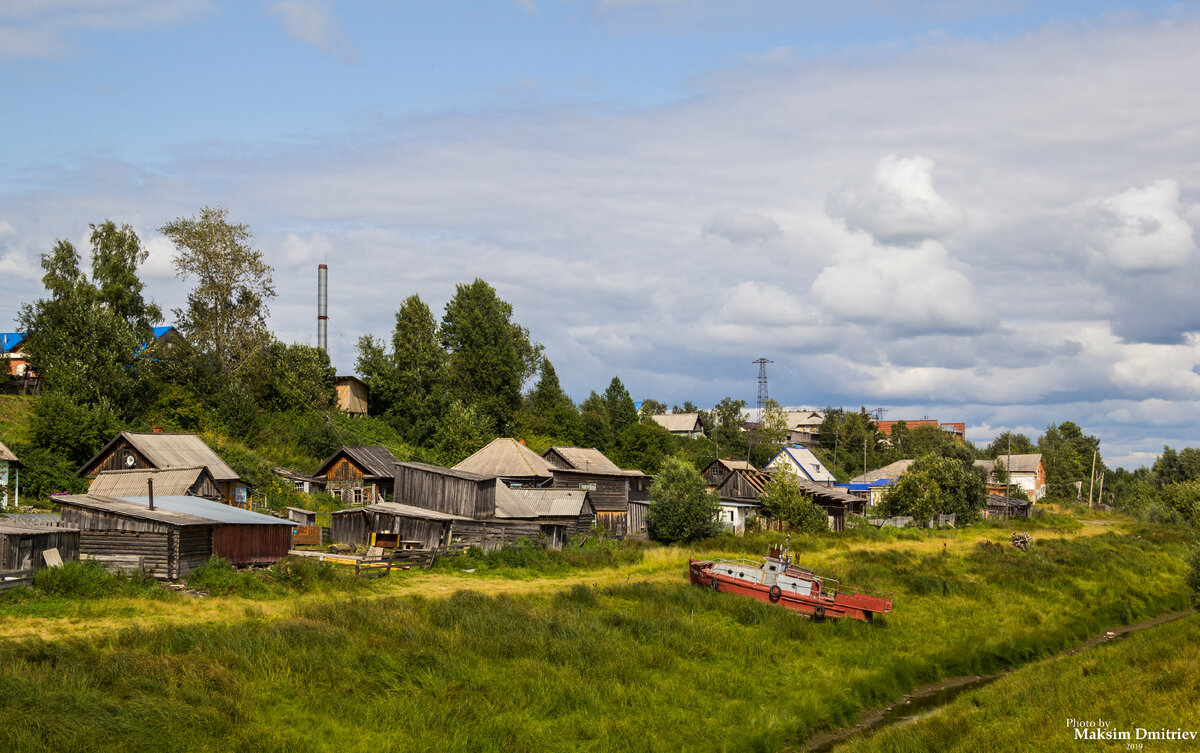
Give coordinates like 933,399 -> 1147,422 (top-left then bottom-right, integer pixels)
0,524 -> 79,572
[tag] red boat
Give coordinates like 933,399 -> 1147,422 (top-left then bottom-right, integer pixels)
689,547 -> 893,622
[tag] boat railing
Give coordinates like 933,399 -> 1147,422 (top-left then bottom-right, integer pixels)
836,582 -> 895,602
711,558 -> 765,569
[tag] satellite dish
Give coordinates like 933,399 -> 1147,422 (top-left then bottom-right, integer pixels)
125,455 -> 136,468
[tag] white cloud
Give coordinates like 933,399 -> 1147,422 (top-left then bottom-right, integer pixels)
269,1 -> 359,63
830,155 -> 966,245
0,0 -> 211,58
702,209 -> 781,243
1089,180 -> 1195,272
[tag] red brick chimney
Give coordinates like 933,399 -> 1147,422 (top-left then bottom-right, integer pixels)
152,425 -> 164,434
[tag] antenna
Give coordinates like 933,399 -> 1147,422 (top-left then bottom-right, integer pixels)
753,357 -> 773,411
317,264 -> 328,352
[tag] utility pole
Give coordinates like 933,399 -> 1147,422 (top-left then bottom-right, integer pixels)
750,358 -> 773,461
1087,449 -> 1097,508
1006,433 -> 1012,499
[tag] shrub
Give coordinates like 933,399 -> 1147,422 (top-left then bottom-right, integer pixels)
646,455 -> 721,544
29,560 -> 163,599
186,557 -> 276,598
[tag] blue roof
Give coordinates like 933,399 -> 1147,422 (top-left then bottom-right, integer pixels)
1,333 -> 25,353
119,496 -> 292,525
152,326 -> 174,338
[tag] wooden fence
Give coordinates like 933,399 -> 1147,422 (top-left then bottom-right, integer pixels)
0,569 -> 33,591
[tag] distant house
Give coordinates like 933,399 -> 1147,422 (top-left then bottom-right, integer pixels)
712,466 -> 772,535
0,333 -> 29,377
56,493 -> 293,578
335,376 -> 369,417
314,446 -> 400,505
454,438 -> 555,488
701,458 -> 756,489
650,413 -> 705,438
840,459 -> 917,506
766,446 -> 837,486
877,420 -> 966,441
273,466 -> 325,495
974,454 -> 1046,501
0,440 -> 21,508
782,410 -> 824,447
984,493 -> 1033,519
78,431 -> 248,507
88,466 -> 221,500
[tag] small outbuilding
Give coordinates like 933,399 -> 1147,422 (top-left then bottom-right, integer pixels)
274,466 -> 325,495
0,524 -> 79,572
335,376 -> 369,417
56,493 -> 293,578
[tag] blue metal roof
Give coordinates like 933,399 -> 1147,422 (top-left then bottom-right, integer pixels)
1,333 -> 25,353
119,496 -> 292,525
152,326 -> 174,338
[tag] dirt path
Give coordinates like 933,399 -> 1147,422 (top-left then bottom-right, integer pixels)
0,520 -> 1124,643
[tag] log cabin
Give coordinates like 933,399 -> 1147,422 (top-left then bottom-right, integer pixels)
78,431 -> 248,506
314,446 -> 400,505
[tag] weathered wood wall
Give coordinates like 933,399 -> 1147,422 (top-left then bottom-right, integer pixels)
80,530 -> 173,578
394,465 -> 493,519
212,525 -> 292,565
0,529 -> 79,571
627,501 -> 649,535
84,440 -> 153,477
595,510 -> 628,536
550,470 -> 629,513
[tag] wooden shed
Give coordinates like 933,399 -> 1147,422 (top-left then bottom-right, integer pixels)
335,376 -> 369,417
314,446 -> 399,505
88,466 -> 221,500
78,431 -> 248,507
55,493 -> 293,579
331,503 -> 464,549
541,446 -> 637,534
0,524 -> 79,572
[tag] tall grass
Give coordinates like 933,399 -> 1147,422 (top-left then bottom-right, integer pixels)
185,556 -> 371,598
0,529 -> 1189,752
431,537 -> 650,576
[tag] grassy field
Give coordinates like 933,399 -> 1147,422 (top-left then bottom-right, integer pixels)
0,393 -> 32,447
828,612 -> 1200,752
0,519 -> 1191,752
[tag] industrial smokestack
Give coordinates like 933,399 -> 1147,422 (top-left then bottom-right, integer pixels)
317,264 -> 328,352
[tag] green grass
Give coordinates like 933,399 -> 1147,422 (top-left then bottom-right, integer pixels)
431,536 -> 651,577
0,393 -> 33,447
0,527 -> 1190,752
827,613 -> 1200,752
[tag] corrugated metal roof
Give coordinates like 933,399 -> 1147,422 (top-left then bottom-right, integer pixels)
506,488 -> 591,517
0,332 -> 25,353
544,447 -> 623,474
978,454 -> 1043,474
0,513 -> 62,526
493,483 -> 540,519
56,493 -> 211,526
453,438 -> 554,480
770,447 -> 837,483
274,466 -> 323,484
88,466 -> 212,498
55,493 -> 289,526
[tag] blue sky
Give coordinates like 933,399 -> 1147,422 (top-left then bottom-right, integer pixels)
3,0 -> 1200,467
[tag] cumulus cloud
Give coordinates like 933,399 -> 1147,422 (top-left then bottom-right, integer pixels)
811,239 -> 989,335
269,1 -> 359,62
1088,180 -> 1195,272
701,209 -> 781,243
830,155 -> 966,245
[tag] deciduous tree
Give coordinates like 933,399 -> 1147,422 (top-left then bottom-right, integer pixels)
646,456 -> 721,544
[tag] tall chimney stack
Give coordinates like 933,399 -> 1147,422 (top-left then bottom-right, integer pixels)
317,264 -> 328,352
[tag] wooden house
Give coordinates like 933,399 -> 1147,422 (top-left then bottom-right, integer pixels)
0,524 -> 79,572
454,438 -> 555,487
984,494 -> 1033,519
766,446 -> 837,485
78,431 -> 248,507
55,493 -> 293,579
274,467 -> 325,495
702,458 -> 756,489
542,446 -> 636,535
0,332 -> 30,378
335,376 -> 369,417
649,413 -> 705,438
975,454 -> 1046,501
314,446 -> 400,505
88,466 -> 221,500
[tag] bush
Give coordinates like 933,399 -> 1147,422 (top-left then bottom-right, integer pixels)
186,557 -> 276,598
646,456 -> 721,544
28,560 -> 164,599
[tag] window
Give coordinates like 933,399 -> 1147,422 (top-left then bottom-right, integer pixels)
293,481 -> 305,492
579,482 -> 597,491
352,488 -> 363,505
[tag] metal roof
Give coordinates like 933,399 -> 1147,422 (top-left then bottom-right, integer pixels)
0,513 -> 62,526
88,466 -> 214,498
769,446 -> 837,484
397,461 -> 491,483
273,466 -> 323,484
493,483 -> 541,519
650,413 -> 702,433
453,438 -> 555,480
0,332 -> 25,353
505,488 -> 591,517
977,454 -> 1043,474
849,459 -> 917,484
0,523 -> 78,535
55,493 -> 290,526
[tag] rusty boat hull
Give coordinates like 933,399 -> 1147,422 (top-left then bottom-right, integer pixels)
689,558 -> 893,622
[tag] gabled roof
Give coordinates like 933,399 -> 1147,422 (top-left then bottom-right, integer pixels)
273,466 -> 324,484
505,488 -> 592,517
986,493 -> 1033,509
0,439 -> 20,467
544,446 -> 624,475
979,453 -> 1043,474
0,333 -> 24,353
493,483 -> 540,519
717,468 -> 773,498
706,458 -> 756,474
80,432 -> 241,482
650,413 -> 703,433
768,446 -> 836,484
151,326 -> 176,339
850,459 -> 916,485
314,446 -> 401,479
88,466 -> 216,498
397,461 -> 492,483
453,438 -> 554,480
56,493 -> 290,526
